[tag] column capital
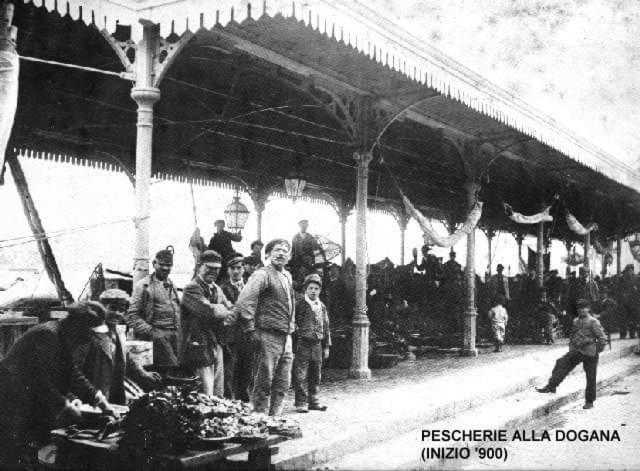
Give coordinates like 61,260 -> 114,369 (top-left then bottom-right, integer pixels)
353,151 -> 373,166
131,86 -> 161,107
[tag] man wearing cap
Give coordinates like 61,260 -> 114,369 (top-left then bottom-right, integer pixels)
72,289 -> 161,405
249,240 -> 265,267
220,254 -> 251,400
488,263 -> 510,304
208,220 -> 242,266
537,298 -> 607,409
617,264 -> 639,339
126,248 -> 182,368
181,250 -> 234,396
293,274 -> 331,413
235,238 -> 295,415
0,302 -> 117,468
291,219 -> 321,283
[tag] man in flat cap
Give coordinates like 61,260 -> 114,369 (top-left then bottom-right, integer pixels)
488,263 -> 510,305
73,290 -> 160,405
537,298 -> 607,409
126,247 -> 182,368
221,253 -> 251,400
181,250 -> 233,396
235,238 -> 295,415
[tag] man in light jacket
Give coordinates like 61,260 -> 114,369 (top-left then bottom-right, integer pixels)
536,298 -> 607,409
234,238 -> 295,415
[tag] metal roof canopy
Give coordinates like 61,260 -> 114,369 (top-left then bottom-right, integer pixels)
8,1 -> 640,241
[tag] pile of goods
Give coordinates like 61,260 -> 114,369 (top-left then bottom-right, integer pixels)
120,386 -> 301,454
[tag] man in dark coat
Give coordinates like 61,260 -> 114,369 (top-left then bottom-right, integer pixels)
73,290 -> 161,405
0,302 -> 117,469
537,299 -> 607,409
291,219 -> 321,284
180,250 -> 233,396
220,254 -> 251,401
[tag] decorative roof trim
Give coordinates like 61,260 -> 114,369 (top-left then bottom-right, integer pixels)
23,0 -> 640,189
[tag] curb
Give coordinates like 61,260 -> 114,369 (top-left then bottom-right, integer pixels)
274,343 -> 638,470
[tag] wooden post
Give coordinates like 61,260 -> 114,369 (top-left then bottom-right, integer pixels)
536,219 -> 544,288
463,182 -> 479,357
131,25 -> 160,284
7,152 -> 73,304
350,151 -> 372,379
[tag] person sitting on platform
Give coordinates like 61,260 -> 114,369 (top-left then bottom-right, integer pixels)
537,298 -> 607,409
488,294 -> 508,352
293,274 -> 331,413
72,289 -> 161,406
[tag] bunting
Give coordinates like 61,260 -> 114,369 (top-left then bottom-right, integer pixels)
565,212 -> 598,236
504,204 -> 553,224
403,195 -> 483,247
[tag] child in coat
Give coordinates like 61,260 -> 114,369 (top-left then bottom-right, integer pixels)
488,294 -> 508,352
293,274 -> 331,413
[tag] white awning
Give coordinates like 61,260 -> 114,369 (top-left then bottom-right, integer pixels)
22,0 -> 640,190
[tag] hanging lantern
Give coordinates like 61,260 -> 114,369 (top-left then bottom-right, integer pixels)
224,191 -> 250,231
284,169 -> 306,201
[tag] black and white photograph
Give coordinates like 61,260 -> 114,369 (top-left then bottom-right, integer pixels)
1,0 -> 639,469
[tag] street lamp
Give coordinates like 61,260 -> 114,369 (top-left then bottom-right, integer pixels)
224,190 -> 250,232
284,169 -> 306,201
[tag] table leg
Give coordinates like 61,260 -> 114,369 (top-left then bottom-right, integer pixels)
247,446 -> 273,470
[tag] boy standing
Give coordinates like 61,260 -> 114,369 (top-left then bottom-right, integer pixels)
293,274 -> 331,413
488,294 -> 508,352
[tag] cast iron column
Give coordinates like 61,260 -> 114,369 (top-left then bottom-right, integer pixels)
536,219 -> 544,288
486,228 -> 495,276
131,25 -> 160,283
584,232 -> 591,281
617,235 -> 622,275
463,182 -> 479,357
515,233 -> 524,273
350,151 -> 372,379
339,205 -> 350,265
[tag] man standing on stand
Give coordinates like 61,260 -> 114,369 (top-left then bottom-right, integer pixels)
208,220 -> 242,277
235,239 -> 295,415
536,298 -> 607,409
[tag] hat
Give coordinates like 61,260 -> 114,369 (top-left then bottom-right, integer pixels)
298,218 -> 309,224
576,298 -> 591,309
66,301 -> 106,328
155,246 -> 174,263
99,288 -> 130,303
214,219 -> 225,225
303,273 -> 323,288
624,264 -> 635,273
250,240 -> 264,249
200,250 -> 222,267
496,264 -> 504,271
226,253 -> 244,267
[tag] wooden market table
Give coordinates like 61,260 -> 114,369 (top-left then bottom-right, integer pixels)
50,428 -> 290,470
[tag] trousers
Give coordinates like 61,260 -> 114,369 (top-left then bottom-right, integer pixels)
293,338 -> 323,407
251,329 -> 293,416
196,344 -> 224,397
547,350 -> 598,403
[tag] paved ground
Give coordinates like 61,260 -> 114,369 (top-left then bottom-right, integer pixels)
323,348 -> 640,471
271,338 -> 638,469
461,372 -> 640,470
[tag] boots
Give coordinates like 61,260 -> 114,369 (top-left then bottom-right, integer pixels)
536,385 -> 556,393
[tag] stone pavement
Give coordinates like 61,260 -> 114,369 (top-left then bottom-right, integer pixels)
270,338 -> 638,470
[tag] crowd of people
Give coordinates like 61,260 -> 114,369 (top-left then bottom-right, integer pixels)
1,216 -> 639,467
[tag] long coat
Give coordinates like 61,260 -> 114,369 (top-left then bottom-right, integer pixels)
0,322 -> 98,461
180,277 -> 232,368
